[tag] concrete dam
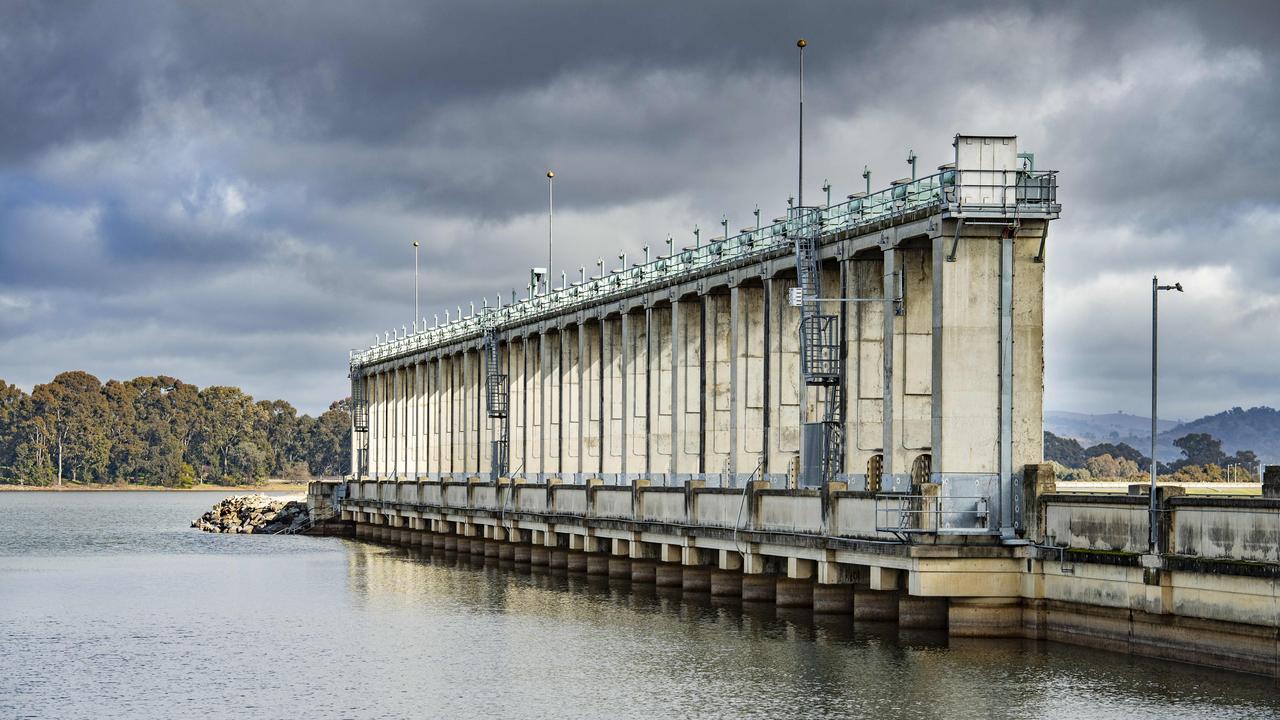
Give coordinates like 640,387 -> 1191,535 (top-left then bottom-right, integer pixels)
319,134 -> 1280,679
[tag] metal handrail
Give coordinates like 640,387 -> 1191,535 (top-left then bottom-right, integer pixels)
351,170 -> 1057,370
874,493 -> 994,535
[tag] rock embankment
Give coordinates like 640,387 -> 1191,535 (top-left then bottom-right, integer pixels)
192,495 -> 309,534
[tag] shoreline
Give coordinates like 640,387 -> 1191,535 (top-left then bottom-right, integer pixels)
0,481 -> 312,493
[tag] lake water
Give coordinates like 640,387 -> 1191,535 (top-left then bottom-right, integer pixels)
1,492 -> 1276,719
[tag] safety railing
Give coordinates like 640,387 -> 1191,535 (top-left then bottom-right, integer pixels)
874,494 -> 993,536
351,170 -> 1057,369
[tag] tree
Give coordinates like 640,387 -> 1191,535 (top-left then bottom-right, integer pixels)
194,386 -> 269,483
104,380 -> 144,483
1171,433 -> 1227,470
256,399 -> 304,475
1084,453 -> 1141,480
0,380 -> 28,481
1047,460 -> 1092,482
307,399 -> 351,477
1044,432 -> 1086,468
30,372 -> 110,485
1083,442 -> 1146,465
0,370 -> 352,486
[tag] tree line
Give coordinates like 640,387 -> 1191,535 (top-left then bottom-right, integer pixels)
1045,430 -> 1260,482
0,372 -> 350,487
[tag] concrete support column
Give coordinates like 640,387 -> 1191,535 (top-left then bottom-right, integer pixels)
650,304 -> 673,481
655,563 -> 683,587
854,586 -> 899,620
767,277 -> 800,483
845,257 -> 885,485
948,598 -> 1024,637
543,331 -> 562,479
608,556 -> 631,579
582,320 -> 603,477
882,246 -> 932,490
513,543 -> 532,563
630,560 -> 656,583
563,325 -> 581,478
705,291 -> 732,478
776,578 -> 814,608
899,596 -> 949,628
742,574 -> 777,602
621,309 -> 649,476
550,549 -> 568,570
602,315 -> 624,476
813,584 -> 855,614
931,221 -> 1046,529
732,283 -> 767,482
682,566 -> 711,593
672,299 -> 702,476
711,570 -> 743,597
586,552 -> 611,576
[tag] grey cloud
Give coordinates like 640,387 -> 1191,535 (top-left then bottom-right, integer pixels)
1,0 -> 1278,417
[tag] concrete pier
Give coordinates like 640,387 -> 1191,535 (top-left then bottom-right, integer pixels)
586,554 -> 610,576
776,578 -> 813,609
630,561 -> 656,584
655,563 -> 683,588
608,557 -> 631,579
899,596 -> 949,629
710,571 -> 743,597
854,588 -> 898,621
742,575 -> 777,602
813,584 -> 854,614
681,567 -> 711,593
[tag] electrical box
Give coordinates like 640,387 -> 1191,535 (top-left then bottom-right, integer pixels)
953,135 -> 1018,206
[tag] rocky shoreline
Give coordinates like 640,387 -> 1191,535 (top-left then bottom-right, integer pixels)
192,495 -> 310,534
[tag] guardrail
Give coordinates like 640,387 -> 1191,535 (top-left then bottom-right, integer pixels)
875,494 -> 993,536
351,170 -> 1057,369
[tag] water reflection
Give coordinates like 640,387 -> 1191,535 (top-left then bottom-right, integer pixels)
342,540 -> 1279,720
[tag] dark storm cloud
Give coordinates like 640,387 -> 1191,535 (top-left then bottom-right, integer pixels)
1,0 -> 1278,416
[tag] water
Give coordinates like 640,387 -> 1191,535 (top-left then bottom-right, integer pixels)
1,492 -> 1275,720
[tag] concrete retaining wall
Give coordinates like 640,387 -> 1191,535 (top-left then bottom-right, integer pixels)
553,486 -> 588,515
638,488 -> 686,523
1171,498 -> 1280,563
443,483 -> 468,508
516,486 -> 548,513
593,488 -> 634,518
756,491 -> 821,534
692,490 -> 747,528
1043,495 -> 1148,552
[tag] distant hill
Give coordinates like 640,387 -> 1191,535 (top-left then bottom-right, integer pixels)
1045,410 -> 1179,445
1163,407 -> 1280,465
1046,406 -> 1279,464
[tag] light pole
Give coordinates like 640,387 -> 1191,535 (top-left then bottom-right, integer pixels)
1150,275 -> 1183,553
413,240 -> 420,324
797,39 -> 806,208
547,170 -> 555,294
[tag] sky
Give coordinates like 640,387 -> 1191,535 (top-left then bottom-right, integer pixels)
1,0 -> 1278,418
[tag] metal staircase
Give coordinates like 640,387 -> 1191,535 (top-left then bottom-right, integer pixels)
484,327 -> 509,480
790,207 -> 844,487
350,370 -> 369,478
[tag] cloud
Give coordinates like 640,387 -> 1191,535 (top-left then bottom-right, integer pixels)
0,1 -> 1277,417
